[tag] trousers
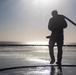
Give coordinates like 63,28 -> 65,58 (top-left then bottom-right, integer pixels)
49,34 -> 63,63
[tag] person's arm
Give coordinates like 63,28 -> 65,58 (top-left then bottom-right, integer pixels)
64,16 -> 76,26
46,35 -> 51,39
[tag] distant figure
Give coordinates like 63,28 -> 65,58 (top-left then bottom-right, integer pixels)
46,10 -> 76,65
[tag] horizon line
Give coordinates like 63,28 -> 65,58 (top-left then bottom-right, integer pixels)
0,41 -> 76,46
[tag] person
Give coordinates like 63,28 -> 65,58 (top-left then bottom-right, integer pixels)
46,10 -> 76,65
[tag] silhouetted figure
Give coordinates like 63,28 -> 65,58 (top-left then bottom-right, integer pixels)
46,10 -> 76,65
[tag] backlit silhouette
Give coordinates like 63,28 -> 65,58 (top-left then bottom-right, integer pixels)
46,10 -> 76,67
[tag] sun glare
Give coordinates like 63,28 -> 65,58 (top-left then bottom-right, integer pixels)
41,0 -> 58,3
33,0 -> 59,5
27,41 -> 48,45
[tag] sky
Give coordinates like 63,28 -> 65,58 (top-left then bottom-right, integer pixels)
0,0 -> 76,44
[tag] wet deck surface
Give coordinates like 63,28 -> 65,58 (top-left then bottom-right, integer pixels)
0,53 -> 76,75
0,46 -> 76,75
0,65 -> 76,75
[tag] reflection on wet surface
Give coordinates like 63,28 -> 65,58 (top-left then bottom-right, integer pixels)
0,66 -> 62,75
0,65 -> 76,75
0,46 -> 76,75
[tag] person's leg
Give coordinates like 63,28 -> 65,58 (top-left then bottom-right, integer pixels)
49,38 -> 55,64
57,43 -> 63,64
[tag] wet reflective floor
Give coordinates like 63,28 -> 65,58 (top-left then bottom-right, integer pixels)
0,46 -> 76,75
0,66 -> 76,75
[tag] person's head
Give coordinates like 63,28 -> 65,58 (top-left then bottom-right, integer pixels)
51,10 -> 58,17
